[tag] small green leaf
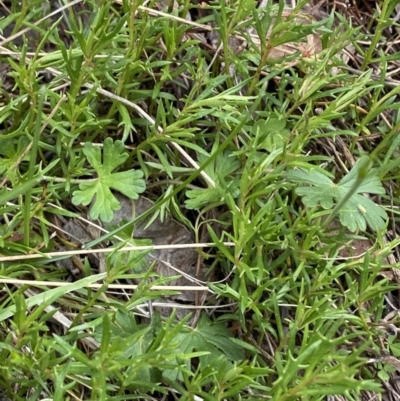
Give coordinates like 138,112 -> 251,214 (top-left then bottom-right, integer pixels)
117,103 -> 135,142
377,366 -> 390,382
72,138 -> 146,222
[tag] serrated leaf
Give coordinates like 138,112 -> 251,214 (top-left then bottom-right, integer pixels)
180,314 -> 244,361
287,157 -> 387,232
185,187 -> 225,210
196,314 -> 245,361
341,195 -> 387,232
72,138 -> 146,222
162,314 -> 244,381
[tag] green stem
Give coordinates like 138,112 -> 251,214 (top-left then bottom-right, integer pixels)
24,87 -> 46,247
321,158 -> 372,230
361,0 -> 390,70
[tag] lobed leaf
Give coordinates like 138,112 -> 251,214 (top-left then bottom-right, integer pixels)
287,157 -> 387,232
72,138 -> 146,222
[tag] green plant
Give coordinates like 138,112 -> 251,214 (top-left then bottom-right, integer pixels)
72,138 -> 146,222
0,0 -> 398,399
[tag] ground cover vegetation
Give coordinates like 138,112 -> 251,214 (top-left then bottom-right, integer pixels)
0,0 -> 400,399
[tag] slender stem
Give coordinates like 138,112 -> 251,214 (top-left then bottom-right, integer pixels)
322,158 -> 371,229
24,88 -> 46,247
361,0 -> 389,70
